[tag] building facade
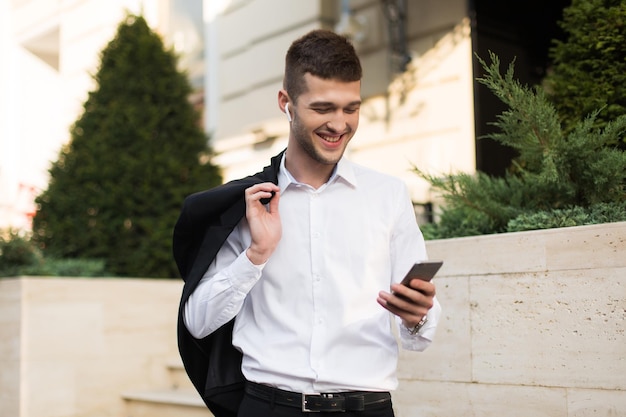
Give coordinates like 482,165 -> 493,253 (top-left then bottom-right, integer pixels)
205,0 -> 476,220
0,0 -> 200,230
0,0 -> 566,231
205,0 -> 567,214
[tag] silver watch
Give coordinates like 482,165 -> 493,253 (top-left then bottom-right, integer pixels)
407,316 -> 428,335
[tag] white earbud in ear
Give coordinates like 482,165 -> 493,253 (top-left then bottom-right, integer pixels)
285,103 -> 292,122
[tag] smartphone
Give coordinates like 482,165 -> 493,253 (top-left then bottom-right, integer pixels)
400,260 -> 443,286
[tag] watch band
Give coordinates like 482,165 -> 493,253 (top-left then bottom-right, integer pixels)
407,315 -> 428,335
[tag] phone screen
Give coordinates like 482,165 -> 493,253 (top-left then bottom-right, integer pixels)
400,260 -> 443,286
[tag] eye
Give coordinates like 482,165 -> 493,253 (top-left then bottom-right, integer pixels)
313,107 -> 333,114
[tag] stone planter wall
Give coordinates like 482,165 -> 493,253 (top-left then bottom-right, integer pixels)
1,222 -> 624,417
0,277 -> 182,417
394,221 -> 626,417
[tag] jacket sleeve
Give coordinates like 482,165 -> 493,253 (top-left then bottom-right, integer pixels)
174,150 -> 283,417
173,183 -> 247,283
173,199 -> 194,280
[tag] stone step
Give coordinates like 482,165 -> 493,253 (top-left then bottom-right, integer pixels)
123,389 -> 213,417
166,359 -> 195,390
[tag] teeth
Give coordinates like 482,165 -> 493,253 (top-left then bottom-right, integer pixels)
320,134 -> 340,143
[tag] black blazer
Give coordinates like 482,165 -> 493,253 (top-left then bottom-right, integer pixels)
173,151 -> 282,417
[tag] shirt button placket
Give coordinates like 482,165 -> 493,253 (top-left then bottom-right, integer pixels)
309,190 -> 325,374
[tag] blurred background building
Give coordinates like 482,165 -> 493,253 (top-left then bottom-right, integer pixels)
0,0 -> 568,231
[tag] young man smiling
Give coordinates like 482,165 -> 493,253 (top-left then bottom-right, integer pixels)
175,29 -> 441,417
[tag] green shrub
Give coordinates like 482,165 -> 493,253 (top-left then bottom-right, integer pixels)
0,232 -> 43,277
507,201 -> 626,232
21,258 -> 108,277
416,52 -> 626,239
0,231 -> 108,277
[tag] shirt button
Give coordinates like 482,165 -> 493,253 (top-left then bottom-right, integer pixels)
312,232 -> 320,238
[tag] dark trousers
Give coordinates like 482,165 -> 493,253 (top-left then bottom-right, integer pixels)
237,391 -> 396,417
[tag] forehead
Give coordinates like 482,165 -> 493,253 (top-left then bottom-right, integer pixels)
299,73 -> 361,106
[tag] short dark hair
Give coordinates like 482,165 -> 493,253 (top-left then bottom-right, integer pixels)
284,29 -> 362,102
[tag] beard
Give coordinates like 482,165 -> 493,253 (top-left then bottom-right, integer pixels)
291,118 -> 348,166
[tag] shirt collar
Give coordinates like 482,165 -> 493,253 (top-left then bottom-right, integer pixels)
278,153 -> 357,192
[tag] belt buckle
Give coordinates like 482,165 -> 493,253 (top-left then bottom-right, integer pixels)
301,393 -> 320,413
302,393 -> 344,413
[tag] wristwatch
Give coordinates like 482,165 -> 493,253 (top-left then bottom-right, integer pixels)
407,315 -> 428,335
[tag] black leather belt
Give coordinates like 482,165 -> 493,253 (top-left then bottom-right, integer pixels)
245,381 -> 391,413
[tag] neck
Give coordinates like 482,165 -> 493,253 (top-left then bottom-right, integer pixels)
284,149 -> 336,189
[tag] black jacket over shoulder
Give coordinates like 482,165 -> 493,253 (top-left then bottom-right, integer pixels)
173,151 -> 282,417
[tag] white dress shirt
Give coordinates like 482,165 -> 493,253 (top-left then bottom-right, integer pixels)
184,155 -> 441,393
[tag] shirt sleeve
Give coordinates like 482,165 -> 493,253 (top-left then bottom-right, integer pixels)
390,183 -> 442,351
183,220 -> 264,339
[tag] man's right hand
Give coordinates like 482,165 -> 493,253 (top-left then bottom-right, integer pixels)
245,182 -> 282,265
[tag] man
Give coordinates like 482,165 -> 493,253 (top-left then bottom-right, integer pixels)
175,29 -> 441,417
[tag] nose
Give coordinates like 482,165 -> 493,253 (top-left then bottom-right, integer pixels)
326,110 -> 349,133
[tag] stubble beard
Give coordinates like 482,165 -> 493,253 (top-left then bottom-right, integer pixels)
292,120 -> 346,166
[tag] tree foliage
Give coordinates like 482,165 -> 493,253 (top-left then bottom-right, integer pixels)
417,52 -> 626,239
543,0 -> 626,142
32,14 -> 221,278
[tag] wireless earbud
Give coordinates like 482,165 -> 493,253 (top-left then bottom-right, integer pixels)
285,103 -> 292,122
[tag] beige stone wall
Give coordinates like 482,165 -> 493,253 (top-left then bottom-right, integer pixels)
0,278 -> 21,417
394,221 -> 626,417
0,277 -> 182,417
1,222 -> 624,417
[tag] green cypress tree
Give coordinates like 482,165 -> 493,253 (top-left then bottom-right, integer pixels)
32,14 -> 221,278
543,0 -> 626,142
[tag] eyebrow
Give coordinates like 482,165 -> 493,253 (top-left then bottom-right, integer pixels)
309,100 -> 362,108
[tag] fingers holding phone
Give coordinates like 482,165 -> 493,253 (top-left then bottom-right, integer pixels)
396,260 -> 441,297
377,261 -> 442,326
388,278 -> 435,311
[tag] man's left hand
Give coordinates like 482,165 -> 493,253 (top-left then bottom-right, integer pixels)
377,279 -> 436,329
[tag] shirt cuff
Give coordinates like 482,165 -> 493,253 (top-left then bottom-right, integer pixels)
399,323 -> 434,351
225,251 -> 266,294
398,296 -> 441,351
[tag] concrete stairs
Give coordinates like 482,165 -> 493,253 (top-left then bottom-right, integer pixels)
122,360 -> 213,417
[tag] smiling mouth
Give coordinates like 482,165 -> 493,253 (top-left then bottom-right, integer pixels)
318,133 -> 342,143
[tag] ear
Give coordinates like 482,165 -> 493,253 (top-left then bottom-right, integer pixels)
278,90 -> 291,121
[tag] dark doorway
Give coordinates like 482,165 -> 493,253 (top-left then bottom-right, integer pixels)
469,0 -> 571,176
